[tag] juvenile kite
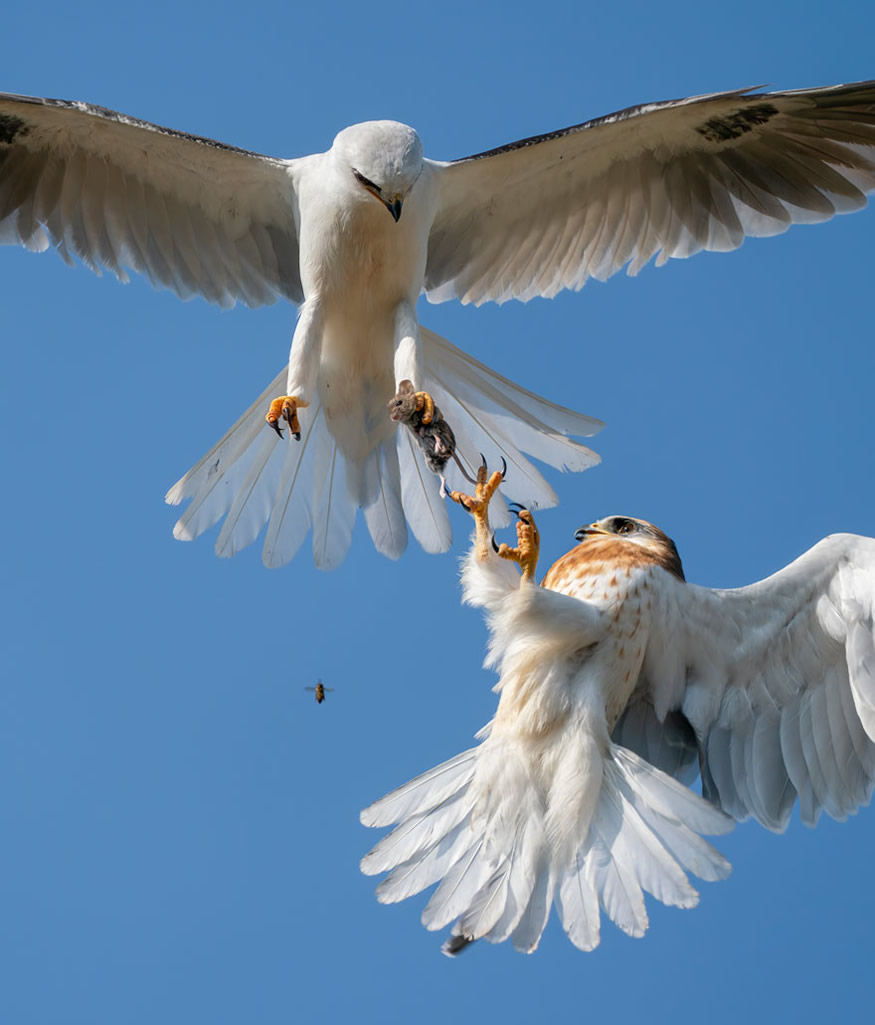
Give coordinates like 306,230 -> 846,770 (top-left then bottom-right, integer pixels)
361,466 -> 875,954
1,82 -> 874,567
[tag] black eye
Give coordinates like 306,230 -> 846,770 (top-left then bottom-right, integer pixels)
352,168 -> 381,193
615,519 -> 635,535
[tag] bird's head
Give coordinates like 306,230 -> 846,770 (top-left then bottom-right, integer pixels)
333,120 -> 423,222
574,516 -> 685,581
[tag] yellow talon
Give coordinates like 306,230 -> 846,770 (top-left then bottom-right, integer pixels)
497,509 -> 540,582
413,390 -> 436,425
450,461 -> 505,561
266,395 -> 310,440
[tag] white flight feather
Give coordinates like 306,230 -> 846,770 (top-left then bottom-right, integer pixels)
165,327 -> 599,567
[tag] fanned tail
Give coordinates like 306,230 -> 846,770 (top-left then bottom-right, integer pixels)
361,739 -> 732,955
165,327 -> 602,568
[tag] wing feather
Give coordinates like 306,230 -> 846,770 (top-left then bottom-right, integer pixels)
640,534 -> 875,829
0,92 -> 302,307
426,81 -> 875,306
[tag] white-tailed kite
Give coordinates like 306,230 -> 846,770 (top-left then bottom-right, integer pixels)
361,466 -> 875,955
1,82 -> 874,567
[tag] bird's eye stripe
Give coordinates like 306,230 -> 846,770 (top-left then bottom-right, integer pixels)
352,168 -> 381,192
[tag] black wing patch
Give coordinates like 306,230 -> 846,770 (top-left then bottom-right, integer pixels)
695,103 -> 779,144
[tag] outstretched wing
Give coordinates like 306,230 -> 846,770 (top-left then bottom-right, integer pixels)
632,534 -> 875,831
425,81 -> 875,306
0,92 -> 302,307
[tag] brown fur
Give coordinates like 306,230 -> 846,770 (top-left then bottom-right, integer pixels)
387,380 -> 476,493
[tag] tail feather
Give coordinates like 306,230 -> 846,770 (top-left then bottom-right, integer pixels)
311,427 -> 355,571
165,327 -> 603,568
361,740 -> 733,955
376,820 -> 477,906
420,327 -> 603,444
587,827 -> 647,937
397,429 -> 452,554
362,789 -> 474,876
260,408 -> 321,568
509,855 -> 553,953
421,838 -> 492,932
214,431 -> 286,558
599,763 -> 699,911
430,378 -> 560,512
361,748 -> 478,828
362,440 -> 408,560
453,859 -> 513,943
166,365 -> 287,516
556,852 -> 601,951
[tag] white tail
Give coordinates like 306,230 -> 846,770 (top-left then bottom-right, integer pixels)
166,326 -> 602,569
361,739 -> 732,955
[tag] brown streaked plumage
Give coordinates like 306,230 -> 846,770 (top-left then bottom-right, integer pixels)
542,516 -> 685,594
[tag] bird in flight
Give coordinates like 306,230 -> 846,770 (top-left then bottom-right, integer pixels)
361,464 -> 875,955
1,82 -> 874,568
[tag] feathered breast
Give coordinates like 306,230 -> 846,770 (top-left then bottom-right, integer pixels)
542,535 -> 684,599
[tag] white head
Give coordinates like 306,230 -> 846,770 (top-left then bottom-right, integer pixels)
331,121 -> 424,221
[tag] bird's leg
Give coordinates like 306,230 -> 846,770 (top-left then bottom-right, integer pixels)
393,300 -> 438,421
450,459 -> 506,561
414,390 -> 436,425
266,298 -> 322,441
265,396 -> 310,440
496,505 -> 541,583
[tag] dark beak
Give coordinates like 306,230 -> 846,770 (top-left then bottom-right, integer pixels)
574,524 -> 601,542
386,198 -> 403,222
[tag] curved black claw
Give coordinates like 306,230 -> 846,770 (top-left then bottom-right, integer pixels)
479,453 -> 487,470
491,533 -> 499,553
508,501 -> 525,513
269,421 -> 284,439
499,457 -> 507,480
282,410 -> 302,441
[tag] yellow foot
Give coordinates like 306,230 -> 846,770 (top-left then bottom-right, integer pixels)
450,458 -> 506,560
413,390 -> 435,425
266,395 -> 310,440
496,504 -> 540,582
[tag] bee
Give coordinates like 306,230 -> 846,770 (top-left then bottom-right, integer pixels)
305,681 -> 334,704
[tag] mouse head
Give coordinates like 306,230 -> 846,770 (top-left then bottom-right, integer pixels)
388,380 -> 417,422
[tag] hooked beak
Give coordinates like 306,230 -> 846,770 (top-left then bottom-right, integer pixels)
575,522 -> 609,542
385,197 -> 403,222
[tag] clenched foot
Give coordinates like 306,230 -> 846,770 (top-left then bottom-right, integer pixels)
450,458 -> 506,561
266,396 -> 310,440
496,504 -> 540,583
413,390 -> 435,425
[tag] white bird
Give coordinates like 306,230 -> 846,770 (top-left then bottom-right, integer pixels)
361,467 -> 875,955
1,82 -> 874,567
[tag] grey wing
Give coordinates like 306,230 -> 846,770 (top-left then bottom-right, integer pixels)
425,81 -> 875,306
628,535 -> 875,832
0,92 -> 303,307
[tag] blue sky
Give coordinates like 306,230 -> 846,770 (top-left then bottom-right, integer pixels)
2,1 -> 874,1022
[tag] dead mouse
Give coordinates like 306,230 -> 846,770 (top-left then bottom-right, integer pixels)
388,380 -> 477,497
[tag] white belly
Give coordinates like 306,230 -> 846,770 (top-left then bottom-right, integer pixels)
292,165 -> 436,461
